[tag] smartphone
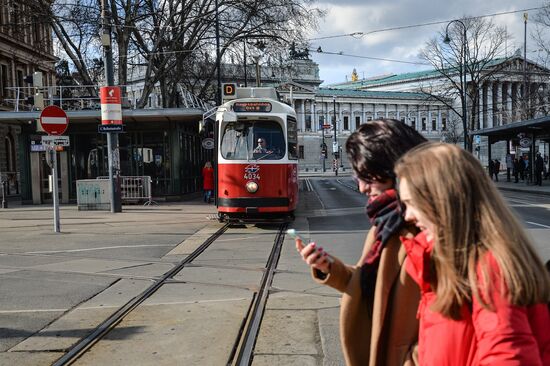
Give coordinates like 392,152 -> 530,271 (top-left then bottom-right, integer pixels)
287,229 -> 334,263
286,229 -> 308,243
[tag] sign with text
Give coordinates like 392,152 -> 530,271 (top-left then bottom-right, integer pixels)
233,102 -> 272,113
100,86 -> 122,125
98,124 -> 125,133
41,135 -> 70,147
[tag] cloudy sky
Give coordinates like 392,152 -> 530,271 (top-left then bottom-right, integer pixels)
305,0 -> 548,86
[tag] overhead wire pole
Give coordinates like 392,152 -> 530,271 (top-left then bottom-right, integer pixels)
214,0 -> 221,207
101,0 -> 122,212
444,20 -> 468,151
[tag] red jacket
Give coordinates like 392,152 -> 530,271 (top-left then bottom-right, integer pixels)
401,232 -> 550,366
202,167 -> 214,190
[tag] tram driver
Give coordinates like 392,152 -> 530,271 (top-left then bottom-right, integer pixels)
253,138 -> 271,154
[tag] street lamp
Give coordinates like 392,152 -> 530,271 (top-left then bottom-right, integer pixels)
314,103 -> 326,172
332,96 -> 339,176
443,19 -> 468,151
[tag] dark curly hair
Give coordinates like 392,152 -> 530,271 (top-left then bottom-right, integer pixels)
345,119 -> 427,182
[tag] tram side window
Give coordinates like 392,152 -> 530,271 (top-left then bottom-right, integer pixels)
287,116 -> 298,160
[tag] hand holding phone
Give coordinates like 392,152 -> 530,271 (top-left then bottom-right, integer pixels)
287,229 -> 333,268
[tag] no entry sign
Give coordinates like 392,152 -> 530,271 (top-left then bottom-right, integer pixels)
100,86 -> 122,125
39,106 -> 68,135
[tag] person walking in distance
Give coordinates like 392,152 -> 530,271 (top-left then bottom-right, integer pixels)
513,158 -> 520,183
493,159 -> 500,182
202,161 -> 214,203
505,153 -> 513,182
488,159 -> 494,179
396,143 -> 550,366
535,152 -> 544,186
295,119 -> 427,366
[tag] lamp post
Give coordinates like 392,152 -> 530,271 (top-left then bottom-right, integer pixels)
332,96 -> 339,176
314,103 -> 326,172
443,20 -> 468,151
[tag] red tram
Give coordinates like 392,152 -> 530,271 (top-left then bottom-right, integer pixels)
216,86 -> 299,222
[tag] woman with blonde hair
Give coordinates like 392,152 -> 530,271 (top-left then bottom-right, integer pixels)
395,142 -> 550,365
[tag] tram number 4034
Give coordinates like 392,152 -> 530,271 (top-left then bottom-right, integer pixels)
244,173 -> 260,180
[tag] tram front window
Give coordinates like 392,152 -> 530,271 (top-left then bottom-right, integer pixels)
221,120 -> 284,160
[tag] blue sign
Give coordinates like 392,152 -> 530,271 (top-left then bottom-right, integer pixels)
98,125 -> 125,133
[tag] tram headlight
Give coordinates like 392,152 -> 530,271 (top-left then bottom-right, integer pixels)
246,181 -> 259,193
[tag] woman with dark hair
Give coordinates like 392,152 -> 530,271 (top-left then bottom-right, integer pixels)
295,119 -> 427,366
396,143 -> 550,365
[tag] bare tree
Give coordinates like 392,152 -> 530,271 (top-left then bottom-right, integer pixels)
419,17 -> 511,152
26,0 -> 324,108
442,114 -> 462,145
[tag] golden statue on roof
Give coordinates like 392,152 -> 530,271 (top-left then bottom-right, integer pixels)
351,68 -> 359,82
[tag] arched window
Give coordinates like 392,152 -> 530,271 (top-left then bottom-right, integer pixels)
5,134 -> 16,172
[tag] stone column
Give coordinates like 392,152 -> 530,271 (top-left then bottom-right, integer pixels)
487,82 -> 493,128
506,82 -> 512,124
511,82 -> 518,122
312,101 -> 317,132
479,85 -> 484,129
495,82 -> 502,127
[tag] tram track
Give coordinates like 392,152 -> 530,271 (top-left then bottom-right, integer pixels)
228,223 -> 287,366
50,222 -> 289,365
52,223 -> 230,366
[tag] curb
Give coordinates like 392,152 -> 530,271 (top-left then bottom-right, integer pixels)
497,186 -> 550,197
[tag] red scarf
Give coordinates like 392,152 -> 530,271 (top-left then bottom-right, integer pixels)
361,189 -> 404,304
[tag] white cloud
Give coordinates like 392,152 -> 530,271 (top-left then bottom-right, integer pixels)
309,0 -> 546,85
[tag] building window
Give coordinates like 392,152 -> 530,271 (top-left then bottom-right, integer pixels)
355,116 -> 361,129
442,118 -> 447,131
410,117 -> 416,130
343,116 -> 349,130
305,115 -> 311,131
319,115 -> 324,129
432,119 -> 437,131
421,117 -> 427,131
0,64 -> 7,98
298,145 -> 304,159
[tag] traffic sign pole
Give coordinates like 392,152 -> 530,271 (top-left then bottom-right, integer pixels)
101,0 -> 122,213
51,148 -> 60,233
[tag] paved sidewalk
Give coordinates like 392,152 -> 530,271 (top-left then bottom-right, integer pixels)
493,174 -> 550,196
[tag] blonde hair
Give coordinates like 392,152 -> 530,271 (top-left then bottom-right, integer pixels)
204,161 -> 212,168
395,143 -> 550,319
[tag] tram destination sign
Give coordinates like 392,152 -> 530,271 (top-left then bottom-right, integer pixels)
233,102 -> 272,113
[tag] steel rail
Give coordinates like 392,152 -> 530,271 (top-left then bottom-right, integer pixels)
53,223 -> 230,366
229,223 -> 287,366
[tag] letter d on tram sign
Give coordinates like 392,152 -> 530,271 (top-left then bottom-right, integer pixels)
100,86 -> 122,125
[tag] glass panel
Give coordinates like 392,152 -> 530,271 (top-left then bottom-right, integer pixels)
221,120 -> 284,160
287,117 -> 298,160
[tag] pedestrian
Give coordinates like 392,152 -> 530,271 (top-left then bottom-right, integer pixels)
513,158 -> 520,183
505,153 -> 513,182
493,159 -> 500,182
535,152 -> 544,186
488,159 -> 494,179
524,155 -> 531,183
202,161 -> 214,203
295,119 -> 427,366
395,143 -> 550,366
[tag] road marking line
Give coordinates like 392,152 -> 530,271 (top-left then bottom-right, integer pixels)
526,221 -> 550,229
77,297 -> 249,310
0,308 -> 68,314
25,244 -> 173,254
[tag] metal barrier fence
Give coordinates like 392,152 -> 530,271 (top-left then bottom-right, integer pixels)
96,176 -> 156,205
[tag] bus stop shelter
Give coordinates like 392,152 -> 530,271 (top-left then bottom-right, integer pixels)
475,115 -> 550,177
